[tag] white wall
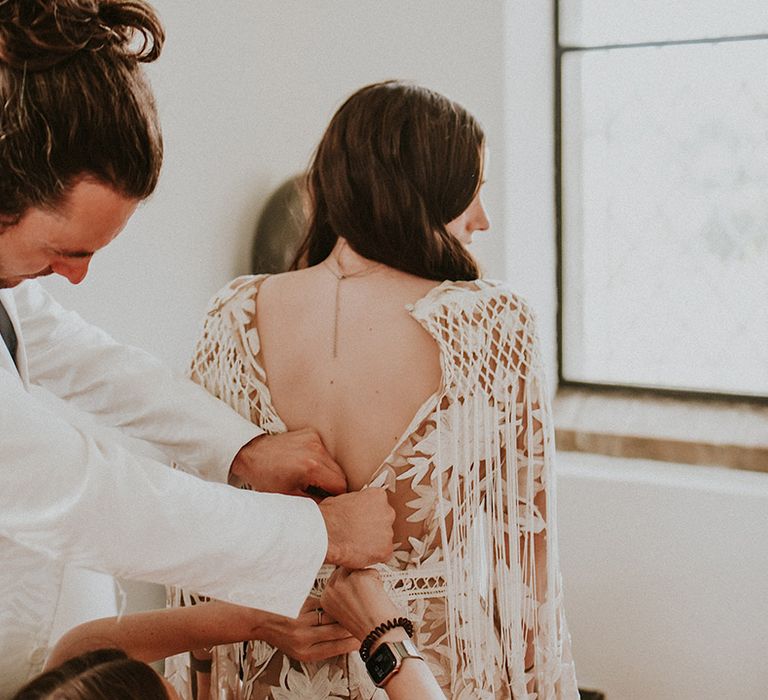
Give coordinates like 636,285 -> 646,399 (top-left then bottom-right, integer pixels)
44,0 -> 559,372
558,453 -> 768,700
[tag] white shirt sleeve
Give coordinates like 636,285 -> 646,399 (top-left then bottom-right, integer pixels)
15,281 -> 259,483
0,367 -> 326,617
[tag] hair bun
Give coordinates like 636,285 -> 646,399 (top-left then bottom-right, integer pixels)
0,0 -> 164,71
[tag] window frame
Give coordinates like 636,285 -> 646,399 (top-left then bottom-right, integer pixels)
553,1 -> 768,406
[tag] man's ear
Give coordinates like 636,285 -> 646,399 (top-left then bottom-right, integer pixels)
0,213 -> 22,234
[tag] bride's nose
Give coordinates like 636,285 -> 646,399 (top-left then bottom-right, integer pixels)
470,198 -> 490,233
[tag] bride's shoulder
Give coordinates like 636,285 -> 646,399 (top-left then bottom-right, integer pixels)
416,278 -> 535,322
413,279 -> 542,361
205,274 -> 270,317
206,268 -> 319,318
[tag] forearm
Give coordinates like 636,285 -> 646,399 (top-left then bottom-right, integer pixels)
17,281 -> 260,482
320,568 -> 444,698
35,340 -> 261,482
2,372 -> 326,616
46,601 -> 268,668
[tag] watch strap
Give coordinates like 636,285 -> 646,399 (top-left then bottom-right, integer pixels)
390,638 -> 423,661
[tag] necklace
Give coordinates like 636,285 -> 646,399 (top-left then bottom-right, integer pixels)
322,252 -> 381,358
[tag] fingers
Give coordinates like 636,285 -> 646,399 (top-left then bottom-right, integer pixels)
266,610 -> 356,661
306,621 -> 354,642
302,636 -> 360,662
304,465 -> 346,498
232,429 -> 349,498
297,606 -> 338,628
304,444 -> 347,497
297,601 -> 345,631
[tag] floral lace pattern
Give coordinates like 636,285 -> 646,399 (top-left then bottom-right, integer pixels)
167,275 -> 578,699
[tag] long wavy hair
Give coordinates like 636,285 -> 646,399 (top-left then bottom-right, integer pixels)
292,80 -> 484,281
0,0 -> 164,224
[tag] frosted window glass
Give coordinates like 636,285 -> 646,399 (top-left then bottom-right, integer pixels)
561,41 -> 768,397
560,0 -> 768,46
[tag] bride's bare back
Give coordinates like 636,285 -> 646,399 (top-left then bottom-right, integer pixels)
255,257 -> 441,491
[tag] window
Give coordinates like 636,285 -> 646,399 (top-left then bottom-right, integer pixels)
557,0 -> 768,400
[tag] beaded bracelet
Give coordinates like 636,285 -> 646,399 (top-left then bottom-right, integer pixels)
189,651 -> 212,673
359,617 -> 414,662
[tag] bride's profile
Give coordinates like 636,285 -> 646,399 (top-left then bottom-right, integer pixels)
168,80 -> 578,699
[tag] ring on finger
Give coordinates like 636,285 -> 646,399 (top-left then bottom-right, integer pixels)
315,607 -> 323,626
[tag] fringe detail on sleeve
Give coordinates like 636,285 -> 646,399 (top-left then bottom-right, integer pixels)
417,281 -> 578,698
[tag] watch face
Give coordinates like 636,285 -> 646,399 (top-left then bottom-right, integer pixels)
366,644 -> 398,683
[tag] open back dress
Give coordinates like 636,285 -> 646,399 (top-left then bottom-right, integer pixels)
166,274 -> 578,700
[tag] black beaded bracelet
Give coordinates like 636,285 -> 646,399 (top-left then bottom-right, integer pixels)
359,617 -> 414,662
189,651 -> 212,674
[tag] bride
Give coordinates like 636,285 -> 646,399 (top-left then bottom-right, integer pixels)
168,80 -> 577,699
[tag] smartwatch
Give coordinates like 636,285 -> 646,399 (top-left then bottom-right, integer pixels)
365,638 -> 424,688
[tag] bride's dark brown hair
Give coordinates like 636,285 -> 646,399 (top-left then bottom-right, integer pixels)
0,0 -> 164,224
292,80 -> 484,281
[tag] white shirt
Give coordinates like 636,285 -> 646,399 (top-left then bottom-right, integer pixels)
0,281 -> 327,697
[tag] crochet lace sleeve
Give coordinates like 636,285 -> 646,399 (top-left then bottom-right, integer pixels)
422,284 -> 576,697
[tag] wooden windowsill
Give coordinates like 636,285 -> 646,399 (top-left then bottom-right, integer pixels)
552,387 -> 768,473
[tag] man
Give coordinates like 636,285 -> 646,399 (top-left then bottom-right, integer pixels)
0,1 -> 393,695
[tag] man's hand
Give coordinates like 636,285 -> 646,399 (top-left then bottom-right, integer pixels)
230,429 -> 347,498
319,489 -> 395,569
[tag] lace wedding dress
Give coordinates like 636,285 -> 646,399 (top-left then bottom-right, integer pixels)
166,274 -> 578,699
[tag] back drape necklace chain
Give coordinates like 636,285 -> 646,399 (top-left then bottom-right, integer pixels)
322,250 -> 381,358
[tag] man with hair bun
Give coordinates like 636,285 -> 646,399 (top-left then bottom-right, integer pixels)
0,1 -> 395,695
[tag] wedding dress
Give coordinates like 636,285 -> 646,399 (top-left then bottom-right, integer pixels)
167,274 -> 578,699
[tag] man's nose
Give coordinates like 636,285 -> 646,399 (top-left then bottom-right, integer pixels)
51,258 -> 91,285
